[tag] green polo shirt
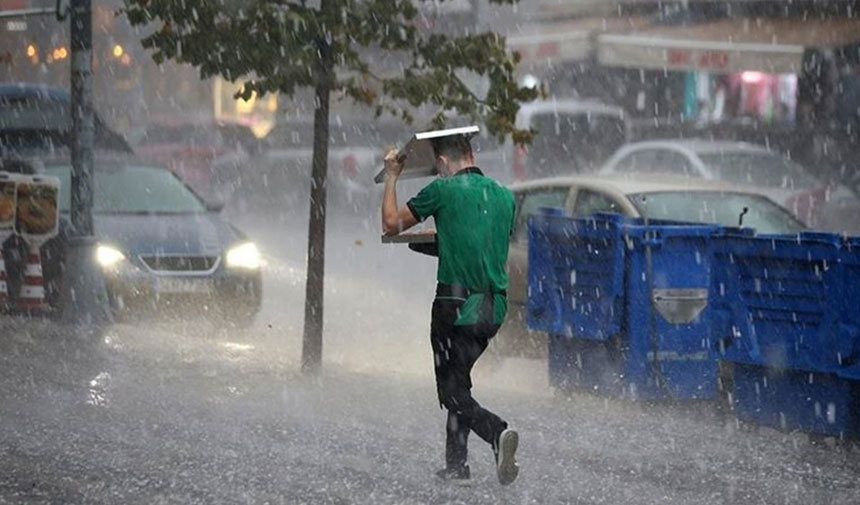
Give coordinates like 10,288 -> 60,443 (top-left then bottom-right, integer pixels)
407,167 -> 516,326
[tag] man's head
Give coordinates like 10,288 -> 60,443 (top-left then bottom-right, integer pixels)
431,134 -> 475,177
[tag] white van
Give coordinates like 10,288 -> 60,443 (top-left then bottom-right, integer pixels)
503,99 -> 629,183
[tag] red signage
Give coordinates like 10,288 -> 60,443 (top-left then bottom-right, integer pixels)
536,42 -> 559,59
667,49 -> 730,69
667,49 -> 692,65
698,50 -> 729,68
0,0 -> 28,10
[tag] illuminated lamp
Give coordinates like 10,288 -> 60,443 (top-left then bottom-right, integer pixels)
741,71 -> 765,84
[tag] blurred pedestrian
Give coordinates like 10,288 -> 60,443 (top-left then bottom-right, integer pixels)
380,133 -> 520,486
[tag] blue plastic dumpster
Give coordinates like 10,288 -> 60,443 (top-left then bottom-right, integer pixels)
528,212 -> 722,401
713,232 -> 844,373
838,238 -> 860,382
714,231 -> 860,437
729,364 -> 859,438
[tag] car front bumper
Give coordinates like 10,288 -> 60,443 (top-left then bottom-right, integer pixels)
102,262 -> 262,319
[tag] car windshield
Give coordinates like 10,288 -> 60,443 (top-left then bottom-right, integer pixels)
43,163 -> 206,214
629,191 -> 806,234
698,152 -> 819,190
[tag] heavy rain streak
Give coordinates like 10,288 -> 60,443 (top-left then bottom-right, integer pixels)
2,0 -> 860,503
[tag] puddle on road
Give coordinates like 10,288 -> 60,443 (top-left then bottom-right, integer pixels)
219,341 -> 255,352
86,371 -> 111,407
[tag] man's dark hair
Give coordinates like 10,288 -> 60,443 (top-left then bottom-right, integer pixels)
431,134 -> 473,161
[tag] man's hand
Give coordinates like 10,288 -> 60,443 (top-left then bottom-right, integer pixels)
384,148 -> 404,179
381,147 -> 418,236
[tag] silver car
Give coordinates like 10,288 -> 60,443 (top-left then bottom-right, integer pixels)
496,174 -> 805,359
598,139 -> 859,232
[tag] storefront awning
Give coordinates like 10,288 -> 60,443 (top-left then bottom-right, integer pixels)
507,17 -> 648,68
597,17 -> 860,74
507,30 -> 591,66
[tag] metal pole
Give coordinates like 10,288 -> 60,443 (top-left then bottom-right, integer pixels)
59,0 -> 111,331
70,0 -> 93,235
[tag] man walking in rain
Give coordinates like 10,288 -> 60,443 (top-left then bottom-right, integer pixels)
381,133 -> 519,486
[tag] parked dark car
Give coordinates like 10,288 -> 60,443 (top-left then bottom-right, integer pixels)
134,119 -> 261,203
0,82 -> 132,155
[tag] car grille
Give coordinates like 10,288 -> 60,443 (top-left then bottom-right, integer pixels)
140,255 -> 219,272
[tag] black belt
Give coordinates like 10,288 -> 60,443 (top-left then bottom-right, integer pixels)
436,284 -> 506,299
436,284 -> 505,325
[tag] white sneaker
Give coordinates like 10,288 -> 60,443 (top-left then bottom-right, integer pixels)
495,428 -> 519,485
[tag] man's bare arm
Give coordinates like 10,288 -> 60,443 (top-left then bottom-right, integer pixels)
381,149 -> 419,236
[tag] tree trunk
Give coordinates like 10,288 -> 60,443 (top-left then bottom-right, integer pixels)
301,32 -> 333,375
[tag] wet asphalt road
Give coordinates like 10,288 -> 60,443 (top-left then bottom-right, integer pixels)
1,209 -> 860,504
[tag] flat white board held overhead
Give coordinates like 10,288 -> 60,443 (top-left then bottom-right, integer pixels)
380,231 -> 437,244
373,125 -> 479,183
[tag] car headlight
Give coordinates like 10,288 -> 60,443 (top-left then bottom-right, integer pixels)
226,242 -> 261,270
96,245 -> 126,268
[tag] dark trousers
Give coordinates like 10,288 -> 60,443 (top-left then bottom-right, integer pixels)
430,297 -> 507,469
